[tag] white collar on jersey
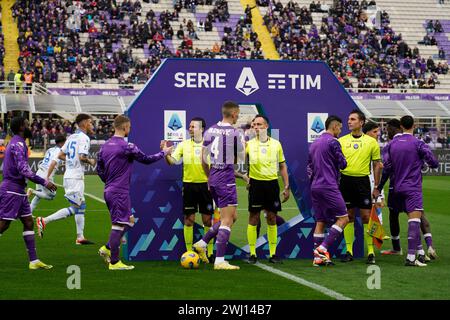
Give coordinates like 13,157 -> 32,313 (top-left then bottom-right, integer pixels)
217,121 -> 233,127
394,133 -> 403,138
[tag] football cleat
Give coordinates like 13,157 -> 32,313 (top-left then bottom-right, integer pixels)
427,247 -> 438,260
340,252 -> 353,262
29,260 -> 53,270
36,217 -> 45,238
313,256 -> 335,267
109,260 -> 134,270
381,249 -> 403,255
247,255 -> 257,264
417,254 -> 431,264
214,261 -> 240,270
405,259 -> 427,267
76,238 -> 95,245
98,245 -> 111,263
269,255 -> 283,264
314,247 -> 331,263
366,253 -> 376,265
313,257 -> 325,267
193,242 -> 209,264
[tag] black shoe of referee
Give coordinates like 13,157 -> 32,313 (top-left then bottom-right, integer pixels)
341,252 -> 353,262
366,253 -> 376,264
208,254 -> 216,264
269,255 -> 283,264
247,255 -> 257,264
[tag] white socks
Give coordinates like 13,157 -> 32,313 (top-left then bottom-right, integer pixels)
196,239 -> 207,248
75,214 -> 85,240
44,207 -> 73,224
215,257 -> 225,264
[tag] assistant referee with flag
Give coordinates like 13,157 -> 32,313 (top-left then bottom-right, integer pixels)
339,110 -> 382,264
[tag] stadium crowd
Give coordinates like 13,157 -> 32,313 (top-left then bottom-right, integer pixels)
263,0 -> 448,90
0,114 -> 115,148
9,0 -> 262,87
2,0 -> 445,90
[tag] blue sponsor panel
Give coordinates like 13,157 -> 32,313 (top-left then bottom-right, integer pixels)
127,59 -> 363,260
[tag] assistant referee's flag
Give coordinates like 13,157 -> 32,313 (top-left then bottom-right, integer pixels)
367,205 -> 385,249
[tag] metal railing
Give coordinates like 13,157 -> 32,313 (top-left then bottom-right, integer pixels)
0,81 -> 51,95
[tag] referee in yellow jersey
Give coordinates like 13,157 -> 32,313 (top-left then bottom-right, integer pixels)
165,117 -> 214,261
339,110 -> 382,264
245,115 -> 290,264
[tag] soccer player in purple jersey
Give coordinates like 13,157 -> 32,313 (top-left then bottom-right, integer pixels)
193,101 -> 245,270
0,117 -> 57,270
377,119 -> 438,261
374,116 -> 438,267
96,115 -> 173,270
307,116 -> 349,266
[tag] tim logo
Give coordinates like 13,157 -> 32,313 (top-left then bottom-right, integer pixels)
168,113 -> 183,131
311,116 -> 325,134
235,67 -> 259,96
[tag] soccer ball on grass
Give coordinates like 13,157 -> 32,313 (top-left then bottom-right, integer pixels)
180,251 -> 201,269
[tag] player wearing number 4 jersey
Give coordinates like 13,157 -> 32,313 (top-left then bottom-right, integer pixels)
36,114 -> 97,245
28,135 -> 66,213
193,101 -> 245,270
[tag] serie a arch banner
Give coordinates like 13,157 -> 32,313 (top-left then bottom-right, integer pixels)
125,59 -> 364,261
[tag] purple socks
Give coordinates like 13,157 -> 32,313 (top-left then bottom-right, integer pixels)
215,226 -> 231,258
109,227 -> 123,264
203,221 -> 221,243
320,225 -> 343,250
407,219 -> 421,261
23,231 -> 38,262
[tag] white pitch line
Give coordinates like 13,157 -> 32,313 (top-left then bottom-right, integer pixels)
254,262 -> 352,300
62,182 -> 350,300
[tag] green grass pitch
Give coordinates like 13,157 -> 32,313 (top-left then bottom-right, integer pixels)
0,175 -> 449,300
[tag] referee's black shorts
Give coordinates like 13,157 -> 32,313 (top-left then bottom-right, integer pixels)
339,174 -> 372,210
248,178 -> 282,213
182,182 -> 214,215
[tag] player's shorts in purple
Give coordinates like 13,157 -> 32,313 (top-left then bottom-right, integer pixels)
311,187 -> 348,223
0,191 -> 32,220
104,191 -> 132,226
209,183 -> 238,208
396,190 -> 423,213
